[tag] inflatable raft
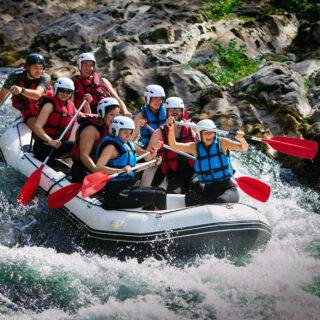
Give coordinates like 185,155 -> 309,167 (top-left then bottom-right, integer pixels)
0,119 -> 272,257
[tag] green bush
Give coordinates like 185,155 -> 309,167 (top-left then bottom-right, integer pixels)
203,0 -> 240,21
246,84 -> 263,95
264,52 -> 290,63
274,0 -> 320,21
199,39 -> 260,86
304,77 -> 312,92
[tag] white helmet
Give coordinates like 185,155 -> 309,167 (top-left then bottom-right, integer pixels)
144,84 -> 165,104
110,116 -> 135,137
97,98 -> 120,118
196,119 -> 217,138
164,97 -> 185,109
77,52 -> 96,70
54,77 -> 74,95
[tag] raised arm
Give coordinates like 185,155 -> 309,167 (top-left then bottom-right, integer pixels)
221,131 -> 249,154
131,112 -> 144,142
146,128 -> 163,152
102,78 -> 131,117
72,95 -> 92,114
166,117 -> 196,156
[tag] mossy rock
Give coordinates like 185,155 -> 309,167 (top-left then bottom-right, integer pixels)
0,49 -> 25,67
276,112 -> 301,135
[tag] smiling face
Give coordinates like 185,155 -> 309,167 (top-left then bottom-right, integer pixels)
104,107 -> 120,127
27,64 -> 43,79
56,88 -> 73,102
118,129 -> 133,142
200,130 -> 216,147
166,108 -> 184,121
149,96 -> 163,111
80,60 -> 94,78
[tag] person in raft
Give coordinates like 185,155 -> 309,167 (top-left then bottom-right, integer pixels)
0,53 -> 53,130
72,52 -> 130,115
95,116 -> 167,210
32,77 -> 90,162
132,84 -> 166,148
166,118 -> 249,206
145,97 -> 196,193
70,97 -> 120,183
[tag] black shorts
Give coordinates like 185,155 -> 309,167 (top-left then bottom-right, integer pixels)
185,179 -> 239,206
70,161 -> 90,183
104,181 -> 167,210
33,140 -> 74,162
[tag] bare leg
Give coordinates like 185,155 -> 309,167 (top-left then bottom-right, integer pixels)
26,116 -> 37,131
140,166 -> 158,187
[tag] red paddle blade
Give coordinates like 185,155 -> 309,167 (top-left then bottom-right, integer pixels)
235,176 -> 271,202
262,136 -> 318,160
48,183 -> 82,208
82,172 -> 111,198
17,164 -> 44,205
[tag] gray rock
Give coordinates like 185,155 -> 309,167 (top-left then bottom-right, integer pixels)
202,98 -> 242,128
294,21 -> 320,53
191,42 -> 218,65
310,21 -> 320,46
121,65 -> 212,109
288,59 -> 320,77
229,14 -> 298,58
309,104 -> 320,124
310,69 -> 320,86
278,92 -> 311,118
237,100 -> 263,125
198,84 -> 224,106
235,63 -> 311,118
139,24 -> 175,44
307,122 -> 320,136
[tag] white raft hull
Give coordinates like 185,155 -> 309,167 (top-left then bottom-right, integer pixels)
0,119 -> 271,256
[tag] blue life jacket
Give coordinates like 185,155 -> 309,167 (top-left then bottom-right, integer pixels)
139,104 -> 166,147
96,136 -> 137,181
194,138 -> 234,183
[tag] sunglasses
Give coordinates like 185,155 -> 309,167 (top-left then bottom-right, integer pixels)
59,88 -> 73,94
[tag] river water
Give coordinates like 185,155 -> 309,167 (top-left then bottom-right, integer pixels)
0,69 -> 319,319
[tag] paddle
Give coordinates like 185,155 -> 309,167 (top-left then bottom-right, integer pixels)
235,176 -> 270,202
144,123 -> 196,159
47,150 -> 154,208
48,182 -> 82,208
145,122 -> 271,202
82,159 -> 157,198
17,100 -> 87,205
175,120 -> 318,160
